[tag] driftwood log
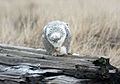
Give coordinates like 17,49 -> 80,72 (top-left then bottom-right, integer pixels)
0,44 -> 119,84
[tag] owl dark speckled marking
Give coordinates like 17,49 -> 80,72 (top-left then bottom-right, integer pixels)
41,21 -> 72,56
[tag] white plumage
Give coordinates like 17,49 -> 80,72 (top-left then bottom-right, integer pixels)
41,21 -> 72,56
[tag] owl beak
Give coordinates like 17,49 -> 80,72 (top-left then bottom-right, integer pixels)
54,47 -> 60,51
54,47 -> 58,50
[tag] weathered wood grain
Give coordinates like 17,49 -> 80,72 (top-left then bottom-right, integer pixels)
0,44 -> 46,54
0,44 -> 119,84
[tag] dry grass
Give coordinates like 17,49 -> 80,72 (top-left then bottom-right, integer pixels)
0,0 -> 120,67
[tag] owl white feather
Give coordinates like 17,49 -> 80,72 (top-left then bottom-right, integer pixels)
41,21 -> 72,56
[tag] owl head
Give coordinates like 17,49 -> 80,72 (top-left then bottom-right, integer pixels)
45,21 -> 68,48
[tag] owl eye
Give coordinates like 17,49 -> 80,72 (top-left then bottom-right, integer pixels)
48,33 -> 51,36
50,29 -> 52,31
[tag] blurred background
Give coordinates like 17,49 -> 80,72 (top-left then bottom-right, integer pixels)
0,0 -> 120,68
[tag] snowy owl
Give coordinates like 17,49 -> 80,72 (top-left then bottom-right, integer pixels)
41,21 -> 72,56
